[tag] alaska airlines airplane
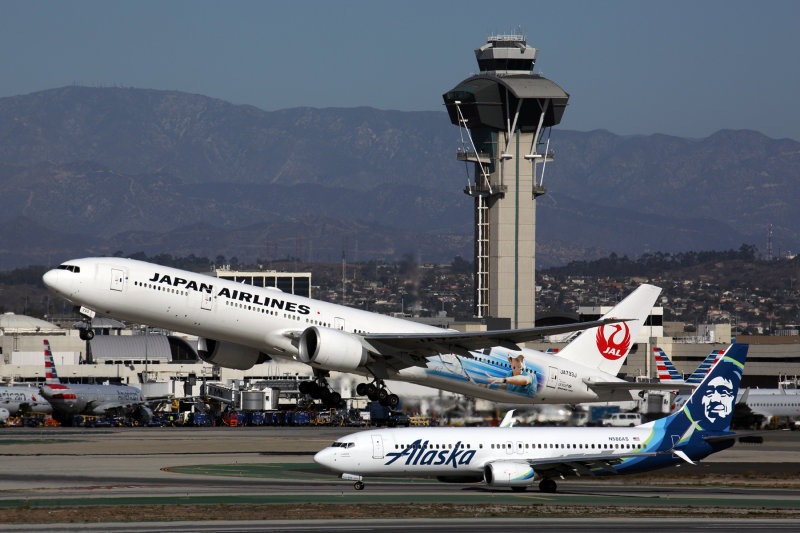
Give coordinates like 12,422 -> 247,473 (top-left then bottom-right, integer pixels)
0,385 -> 52,414
314,343 -> 749,492
39,340 -> 152,425
42,257 -> 662,406
654,347 -> 800,425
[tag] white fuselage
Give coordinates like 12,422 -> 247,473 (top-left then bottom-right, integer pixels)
43,257 -> 626,404
744,391 -> 800,419
314,425 -> 653,477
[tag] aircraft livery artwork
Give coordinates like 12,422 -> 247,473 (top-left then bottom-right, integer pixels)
44,257 -> 665,407
314,344 -> 749,492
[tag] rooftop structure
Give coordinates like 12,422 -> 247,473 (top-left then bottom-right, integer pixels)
443,33 -> 569,327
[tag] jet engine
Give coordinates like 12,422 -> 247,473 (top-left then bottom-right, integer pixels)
197,338 -> 268,370
298,327 -> 368,372
483,461 -> 535,488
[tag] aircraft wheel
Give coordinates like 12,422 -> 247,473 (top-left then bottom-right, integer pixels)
354,481 -> 365,491
79,329 -> 94,341
325,391 -> 342,406
365,384 -> 378,401
539,479 -> 557,493
387,394 -> 400,408
298,381 -> 312,395
356,383 -> 367,396
378,396 -> 390,407
309,383 -> 323,399
377,388 -> 388,402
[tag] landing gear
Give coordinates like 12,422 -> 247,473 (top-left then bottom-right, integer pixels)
353,480 -> 365,491
75,307 -> 95,340
539,479 -> 557,493
299,377 -> 342,407
357,380 -> 399,408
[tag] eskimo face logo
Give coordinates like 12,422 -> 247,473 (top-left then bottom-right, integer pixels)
701,376 -> 734,423
596,323 -> 632,360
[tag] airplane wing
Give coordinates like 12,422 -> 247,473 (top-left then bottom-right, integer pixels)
583,380 -> 696,392
360,318 -> 629,360
493,443 -> 692,480
519,448 -> 668,478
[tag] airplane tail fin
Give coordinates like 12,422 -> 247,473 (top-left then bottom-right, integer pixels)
654,347 -> 683,382
43,339 -> 61,385
686,349 -> 724,384
557,284 -> 661,375
658,343 -> 747,437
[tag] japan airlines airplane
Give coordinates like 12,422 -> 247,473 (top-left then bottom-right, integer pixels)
314,343 -> 749,492
0,385 -> 52,414
39,340 -> 152,425
42,257 -> 661,406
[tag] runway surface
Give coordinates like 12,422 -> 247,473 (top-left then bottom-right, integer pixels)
0,426 -> 798,530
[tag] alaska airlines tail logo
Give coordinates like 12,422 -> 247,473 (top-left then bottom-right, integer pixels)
596,323 -> 631,360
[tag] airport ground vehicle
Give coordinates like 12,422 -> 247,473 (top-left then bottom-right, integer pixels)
601,413 -> 642,427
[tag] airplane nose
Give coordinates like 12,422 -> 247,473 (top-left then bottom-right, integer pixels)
42,269 -> 61,291
314,448 -> 334,468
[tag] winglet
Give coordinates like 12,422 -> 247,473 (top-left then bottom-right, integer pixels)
499,410 -> 516,428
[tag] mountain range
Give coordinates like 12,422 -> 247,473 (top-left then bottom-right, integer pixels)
1,86 -> 797,270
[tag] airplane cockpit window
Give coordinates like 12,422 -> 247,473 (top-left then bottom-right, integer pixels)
57,264 -> 81,273
330,442 -> 355,448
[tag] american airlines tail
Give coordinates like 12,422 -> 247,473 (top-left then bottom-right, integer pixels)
43,340 -> 62,386
556,284 -> 661,375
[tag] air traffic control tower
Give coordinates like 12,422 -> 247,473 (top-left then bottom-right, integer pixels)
443,34 -> 569,329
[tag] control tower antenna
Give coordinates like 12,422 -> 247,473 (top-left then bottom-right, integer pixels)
767,223 -> 774,261
443,34 -> 569,328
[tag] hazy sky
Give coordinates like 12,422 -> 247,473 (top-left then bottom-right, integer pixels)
3,0 -> 799,140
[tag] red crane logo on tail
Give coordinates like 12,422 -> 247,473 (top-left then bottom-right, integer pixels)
596,323 -> 631,360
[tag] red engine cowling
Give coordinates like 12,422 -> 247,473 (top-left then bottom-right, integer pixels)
298,327 -> 368,372
197,338 -> 266,370
483,461 -> 535,488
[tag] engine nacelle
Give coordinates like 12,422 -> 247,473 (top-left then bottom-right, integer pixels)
298,327 -> 368,372
483,461 -> 535,488
197,338 -> 266,370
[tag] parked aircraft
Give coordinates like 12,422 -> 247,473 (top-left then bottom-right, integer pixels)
43,257 -> 662,406
0,385 -> 52,414
314,343 -> 749,492
39,340 -> 152,425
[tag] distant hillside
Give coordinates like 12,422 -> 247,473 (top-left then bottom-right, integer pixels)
1,86 -> 797,269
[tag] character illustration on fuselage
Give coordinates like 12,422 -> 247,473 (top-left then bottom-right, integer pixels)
315,344 -> 749,492
43,257 -> 664,407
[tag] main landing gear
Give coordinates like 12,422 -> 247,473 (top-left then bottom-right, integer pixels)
298,378 -> 343,407
356,380 -> 399,408
353,481 -> 365,491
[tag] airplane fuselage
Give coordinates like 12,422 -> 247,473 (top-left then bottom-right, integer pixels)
314,424 -> 724,479
43,257 -> 629,404
0,386 -> 52,414
40,382 -> 145,416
